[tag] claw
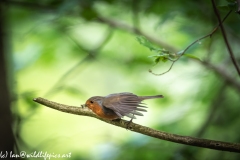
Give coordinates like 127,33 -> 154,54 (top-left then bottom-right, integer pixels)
126,115 -> 134,130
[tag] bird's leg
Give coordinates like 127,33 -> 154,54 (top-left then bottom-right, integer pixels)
126,114 -> 134,130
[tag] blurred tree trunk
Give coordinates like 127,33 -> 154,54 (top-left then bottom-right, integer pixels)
0,2 -> 16,156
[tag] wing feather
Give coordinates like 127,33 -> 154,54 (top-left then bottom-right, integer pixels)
102,92 -> 147,119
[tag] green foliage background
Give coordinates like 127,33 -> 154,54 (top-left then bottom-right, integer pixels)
5,0 -> 240,159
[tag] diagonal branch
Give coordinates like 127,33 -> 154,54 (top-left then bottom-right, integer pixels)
180,10 -> 232,57
33,97 -> 240,153
97,16 -> 178,52
95,15 -> 240,90
149,10 -> 232,76
211,0 -> 240,76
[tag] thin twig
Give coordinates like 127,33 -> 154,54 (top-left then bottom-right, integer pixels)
95,14 -> 240,87
182,10 -> 232,56
211,0 -> 240,76
149,10 -> 232,76
33,97 -> 240,153
149,61 -> 175,76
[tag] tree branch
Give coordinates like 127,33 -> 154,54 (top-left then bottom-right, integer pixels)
236,0 -> 240,13
33,97 -> 240,153
95,14 -> 240,89
0,2 -> 16,154
180,10 -> 232,57
96,16 -> 178,52
149,10 -> 232,76
211,0 -> 240,76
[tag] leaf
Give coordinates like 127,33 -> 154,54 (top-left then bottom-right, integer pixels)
218,3 -> 236,11
161,57 -> 168,62
228,2 -> 237,8
160,49 -> 170,54
153,55 -> 169,63
177,50 -> 184,55
218,5 -> 230,11
183,54 -> 201,61
136,36 -> 158,51
154,57 -> 160,64
148,55 -> 161,58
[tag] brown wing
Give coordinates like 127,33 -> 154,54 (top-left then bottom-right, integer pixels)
102,92 -> 147,119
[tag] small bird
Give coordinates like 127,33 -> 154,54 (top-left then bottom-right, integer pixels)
82,92 -> 163,120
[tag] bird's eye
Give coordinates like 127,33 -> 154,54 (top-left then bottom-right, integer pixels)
90,100 -> 94,104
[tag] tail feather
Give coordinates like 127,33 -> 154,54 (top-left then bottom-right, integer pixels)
139,95 -> 164,101
125,113 -> 137,119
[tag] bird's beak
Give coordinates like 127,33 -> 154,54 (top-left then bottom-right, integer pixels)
81,104 -> 86,108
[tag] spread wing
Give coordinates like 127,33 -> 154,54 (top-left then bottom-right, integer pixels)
102,92 -> 147,119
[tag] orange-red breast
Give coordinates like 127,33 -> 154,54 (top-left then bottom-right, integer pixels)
82,92 -> 163,120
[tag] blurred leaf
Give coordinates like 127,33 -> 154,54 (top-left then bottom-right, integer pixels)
136,36 -> 179,63
154,57 -> 160,64
150,54 -> 170,64
177,50 -> 184,55
228,2 -> 237,8
218,5 -> 230,11
57,0 -> 81,14
218,5 -> 233,11
183,54 -> 201,61
161,56 -> 168,62
136,36 -> 158,51
218,2 -> 236,11
81,7 -> 98,20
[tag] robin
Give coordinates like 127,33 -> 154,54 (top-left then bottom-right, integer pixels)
82,92 -> 163,120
